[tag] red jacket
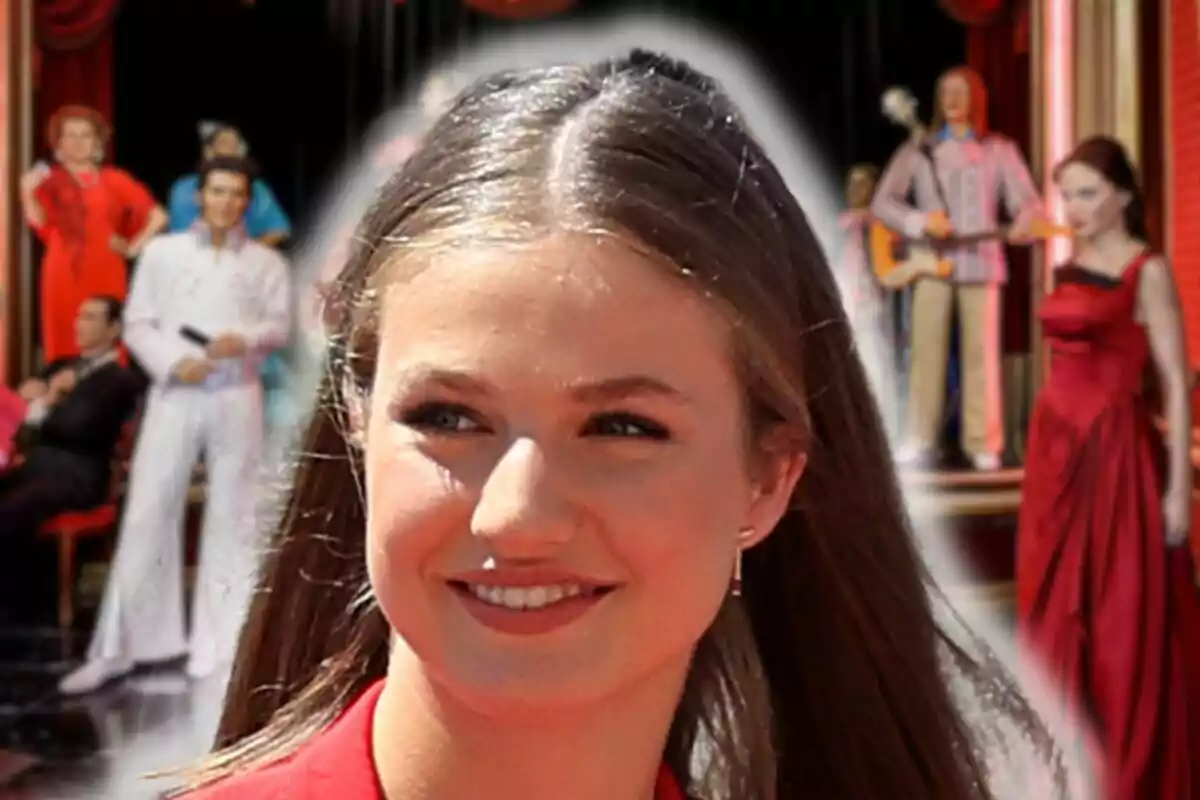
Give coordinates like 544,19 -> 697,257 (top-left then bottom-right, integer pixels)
180,680 -> 685,799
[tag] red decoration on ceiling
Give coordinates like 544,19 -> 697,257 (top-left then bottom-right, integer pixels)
939,0 -> 1009,26
36,0 -> 120,51
463,0 -> 576,20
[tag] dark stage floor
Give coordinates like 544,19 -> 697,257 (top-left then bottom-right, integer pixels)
0,614 -> 224,799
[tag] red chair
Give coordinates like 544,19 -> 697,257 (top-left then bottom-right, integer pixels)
38,414 -> 140,631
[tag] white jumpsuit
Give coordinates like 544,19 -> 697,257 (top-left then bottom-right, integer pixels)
85,229 -> 291,674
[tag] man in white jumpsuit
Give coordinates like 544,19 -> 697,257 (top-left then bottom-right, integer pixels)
60,155 -> 291,694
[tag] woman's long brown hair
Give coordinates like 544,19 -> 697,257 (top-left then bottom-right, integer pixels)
179,50 -> 1062,798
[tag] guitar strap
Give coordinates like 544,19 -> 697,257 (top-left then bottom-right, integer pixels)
917,138 -> 951,213
887,138 -> 952,265
916,137 -> 1011,247
918,135 -> 1008,227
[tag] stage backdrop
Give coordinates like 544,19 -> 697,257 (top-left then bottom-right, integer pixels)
94,0 -> 964,240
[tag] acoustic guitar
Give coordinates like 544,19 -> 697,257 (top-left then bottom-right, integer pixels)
870,219 -> 1072,289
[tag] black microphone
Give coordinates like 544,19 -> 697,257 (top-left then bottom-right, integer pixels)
179,325 -> 211,347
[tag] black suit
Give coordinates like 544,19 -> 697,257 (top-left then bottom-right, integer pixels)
0,355 -> 145,614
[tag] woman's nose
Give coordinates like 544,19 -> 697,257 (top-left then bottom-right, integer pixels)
470,437 -> 576,556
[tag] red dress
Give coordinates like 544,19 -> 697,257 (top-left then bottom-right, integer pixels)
180,679 -> 687,799
1016,251 -> 1191,798
29,165 -> 156,362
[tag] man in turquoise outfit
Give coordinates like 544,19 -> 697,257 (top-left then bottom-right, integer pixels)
168,122 -> 295,436
168,122 -> 291,245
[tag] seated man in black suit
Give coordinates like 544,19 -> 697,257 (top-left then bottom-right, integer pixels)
0,296 -> 145,617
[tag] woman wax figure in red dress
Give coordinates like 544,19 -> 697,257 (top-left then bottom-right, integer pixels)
1016,136 -> 1194,799
170,52 -> 1076,800
18,105 -> 166,363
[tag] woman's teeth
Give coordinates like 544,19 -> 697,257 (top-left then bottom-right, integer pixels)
467,583 -> 586,610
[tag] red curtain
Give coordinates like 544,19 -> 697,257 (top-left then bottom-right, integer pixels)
965,16 -> 1030,152
956,2 -> 1034,353
34,0 -> 118,158
464,0 -> 575,18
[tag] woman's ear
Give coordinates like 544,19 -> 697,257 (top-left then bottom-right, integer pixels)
1117,188 -> 1133,210
742,426 -> 807,547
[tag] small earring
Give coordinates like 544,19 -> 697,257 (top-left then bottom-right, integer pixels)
731,547 -> 743,597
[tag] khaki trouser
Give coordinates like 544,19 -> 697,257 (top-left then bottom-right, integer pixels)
906,279 -> 1004,457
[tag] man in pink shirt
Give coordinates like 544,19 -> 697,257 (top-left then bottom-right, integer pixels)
871,66 -> 1044,471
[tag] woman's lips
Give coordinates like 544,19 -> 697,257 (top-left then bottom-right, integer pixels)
445,575 -> 619,637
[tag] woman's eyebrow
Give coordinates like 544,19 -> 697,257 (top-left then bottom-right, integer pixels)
393,366 -> 691,405
563,375 -> 691,405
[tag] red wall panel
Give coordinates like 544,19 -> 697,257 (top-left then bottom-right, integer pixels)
1170,0 -> 1200,362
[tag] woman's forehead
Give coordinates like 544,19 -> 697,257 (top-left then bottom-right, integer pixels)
384,235 -> 701,318
384,232 -> 632,282
374,234 -> 734,377
1058,162 -> 1106,188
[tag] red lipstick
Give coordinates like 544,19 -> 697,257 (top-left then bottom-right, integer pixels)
445,570 -> 619,637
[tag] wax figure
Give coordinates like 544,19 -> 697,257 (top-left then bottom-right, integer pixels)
60,156 -> 290,694
871,67 -> 1044,470
838,164 -> 883,328
1017,136 -> 1192,798
167,122 -> 295,432
19,106 -> 166,362
167,122 -> 291,246
0,296 -> 144,619
837,164 -> 902,421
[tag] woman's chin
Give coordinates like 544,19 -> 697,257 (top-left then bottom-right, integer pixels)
390,624 -> 628,720
431,663 -> 621,722
420,637 -> 696,726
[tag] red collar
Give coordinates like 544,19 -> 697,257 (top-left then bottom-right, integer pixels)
655,762 -> 686,800
301,680 -> 685,799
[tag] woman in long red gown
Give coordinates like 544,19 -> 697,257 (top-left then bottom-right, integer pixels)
18,105 -> 166,362
1017,136 -> 1193,799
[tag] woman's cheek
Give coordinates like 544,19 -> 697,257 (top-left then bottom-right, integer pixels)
598,465 -> 740,565
367,445 -> 460,557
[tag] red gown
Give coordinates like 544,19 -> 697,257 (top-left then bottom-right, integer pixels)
180,679 -> 687,799
29,165 -> 156,362
1016,251 -> 1191,799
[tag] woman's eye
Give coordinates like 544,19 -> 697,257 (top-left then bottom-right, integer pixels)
400,402 -> 488,434
583,412 -> 670,440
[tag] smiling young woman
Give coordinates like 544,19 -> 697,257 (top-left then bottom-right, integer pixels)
171,50 -> 1077,800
